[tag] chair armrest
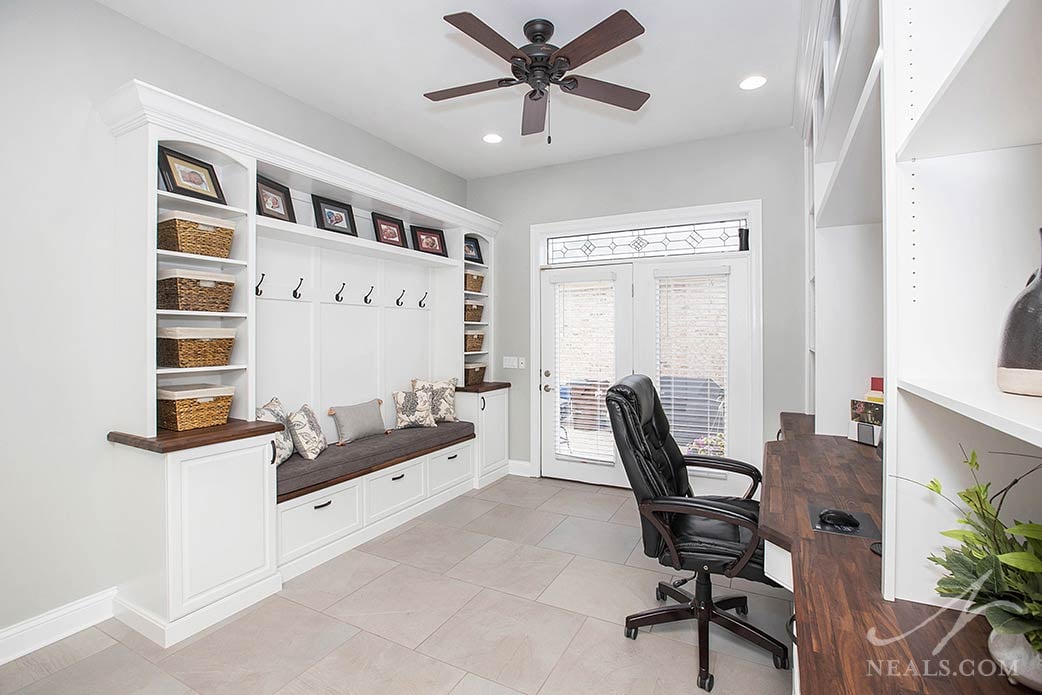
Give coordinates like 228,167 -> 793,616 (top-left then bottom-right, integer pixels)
683,454 -> 762,499
638,495 -> 761,578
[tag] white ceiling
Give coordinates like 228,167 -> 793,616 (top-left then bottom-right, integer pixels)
99,0 -> 802,180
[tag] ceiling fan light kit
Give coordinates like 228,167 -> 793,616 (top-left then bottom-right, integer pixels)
424,10 -> 650,138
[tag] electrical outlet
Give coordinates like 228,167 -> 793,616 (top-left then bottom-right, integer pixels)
503,356 -> 518,369
518,357 -> 526,369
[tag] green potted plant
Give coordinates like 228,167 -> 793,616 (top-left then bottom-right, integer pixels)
913,450 -> 1042,690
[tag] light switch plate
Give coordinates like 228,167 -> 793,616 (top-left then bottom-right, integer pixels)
503,356 -> 518,369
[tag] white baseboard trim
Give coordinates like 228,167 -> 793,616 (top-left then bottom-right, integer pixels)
477,464 -> 510,487
0,587 -> 116,666
508,458 -> 537,477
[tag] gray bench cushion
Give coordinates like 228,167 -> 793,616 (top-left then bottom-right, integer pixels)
277,420 -> 475,500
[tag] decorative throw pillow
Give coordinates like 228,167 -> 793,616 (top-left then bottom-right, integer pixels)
392,389 -> 437,429
288,404 -> 328,460
411,377 -> 459,422
328,399 -> 387,444
256,397 -> 295,465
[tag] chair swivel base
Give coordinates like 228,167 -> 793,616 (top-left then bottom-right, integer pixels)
622,573 -> 789,692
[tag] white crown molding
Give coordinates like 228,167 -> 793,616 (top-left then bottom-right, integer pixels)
0,588 -> 116,666
99,80 -> 500,237
793,0 -> 831,141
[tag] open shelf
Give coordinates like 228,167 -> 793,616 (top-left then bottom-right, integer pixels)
817,53 -> 882,228
463,351 -> 488,356
156,249 -> 248,268
257,217 -> 460,268
898,0 -> 1042,162
464,290 -> 488,297
157,190 -> 248,220
464,321 -> 488,326
157,310 -> 248,318
156,364 -> 248,376
898,375 -> 1042,449
465,260 -> 488,269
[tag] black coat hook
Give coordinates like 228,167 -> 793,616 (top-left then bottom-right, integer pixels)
335,282 -> 345,303
396,289 -> 406,307
418,291 -> 428,308
363,286 -> 374,304
255,273 -> 265,297
292,277 -> 304,299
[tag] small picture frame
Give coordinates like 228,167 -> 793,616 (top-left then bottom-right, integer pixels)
256,176 -> 296,223
372,213 -> 407,248
410,226 -> 448,257
158,146 -> 226,205
312,195 -> 357,236
463,236 -> 484,264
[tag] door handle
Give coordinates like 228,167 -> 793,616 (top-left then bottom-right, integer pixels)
544,370 -> 551,377
543,384 -> 552,392
270,440 -> 277,465
480,396 -> 486,411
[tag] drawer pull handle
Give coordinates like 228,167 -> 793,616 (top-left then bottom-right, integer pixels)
391,473 -> 405,481
270,440 -> 277,465
785,614 -> 797,645
313,500 -> 333,510
447,454 -> 458,460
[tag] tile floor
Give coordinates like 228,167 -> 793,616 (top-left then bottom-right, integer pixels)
1,476 -> 794,695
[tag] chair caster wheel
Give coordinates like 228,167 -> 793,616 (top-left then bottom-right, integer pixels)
736,605 -> 749,616
773,654 -> 790,670
697,673 -> 714,691
655,587 -> 666,601
624,627 -> 638,640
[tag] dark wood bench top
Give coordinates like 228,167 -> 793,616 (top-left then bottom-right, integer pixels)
108,419 -> 285,454
455,381 -> 511,393
761,414 -> 1022,694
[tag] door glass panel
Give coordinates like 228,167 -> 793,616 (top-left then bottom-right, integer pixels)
554,281 -> 616,463
655,274 -> 729,457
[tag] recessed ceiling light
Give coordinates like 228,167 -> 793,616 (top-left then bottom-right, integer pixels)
482,133 -> 503,144
739,75 -> 767,91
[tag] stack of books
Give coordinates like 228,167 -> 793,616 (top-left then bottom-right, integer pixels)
849,377 -> 883,445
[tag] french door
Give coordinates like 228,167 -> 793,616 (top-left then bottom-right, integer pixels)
539,257 -> 753,488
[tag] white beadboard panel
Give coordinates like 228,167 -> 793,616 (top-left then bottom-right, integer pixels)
256,298 -> 313,412
380,308 -> 432,426
318,303 -> 381,442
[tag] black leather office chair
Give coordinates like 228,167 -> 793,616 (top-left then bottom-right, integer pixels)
606,374 -> 788,692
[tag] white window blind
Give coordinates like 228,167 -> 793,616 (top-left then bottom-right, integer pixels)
554,280 -> 616,463
655,274 -> 729,457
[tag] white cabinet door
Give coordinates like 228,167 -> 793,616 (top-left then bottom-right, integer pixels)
480,390 -> 509,474
170,439 -> 276,618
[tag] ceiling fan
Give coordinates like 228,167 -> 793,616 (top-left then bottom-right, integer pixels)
424,10 -> 650,138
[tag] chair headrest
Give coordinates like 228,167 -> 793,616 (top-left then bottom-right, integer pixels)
606,374 -> 657,427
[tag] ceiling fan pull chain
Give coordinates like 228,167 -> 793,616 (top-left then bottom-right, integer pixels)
546,89 -> 552,145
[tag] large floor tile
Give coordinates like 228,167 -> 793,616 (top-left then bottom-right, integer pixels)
728,575 -> 794,602
596,485 -> 634,498
358,521 -> 492,573
450,673 -> 523,695
474,477 -> 561,509
537,516 -> 640,563
609,497 -> 641,527
325,564 -> 481,648
420,496 -> 498,528
446,538 -> 573,600
539,617 -> 789,695
280,549 -> 398,611
536,488 -> 626,521
277,631 -> 463,695
160,596 -> 356,695
418,589 -> 584,694
0,628 -> 114,695
17,644 -> 191,695
537,555 -> 672,625
462,504 -> 565,545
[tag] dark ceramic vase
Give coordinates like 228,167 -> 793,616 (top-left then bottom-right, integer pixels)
997,228 -> 1042,397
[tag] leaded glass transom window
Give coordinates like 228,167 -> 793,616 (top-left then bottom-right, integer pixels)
547,219 -> 748,266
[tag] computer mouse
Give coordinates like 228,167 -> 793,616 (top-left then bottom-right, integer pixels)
819,508 -> 860,529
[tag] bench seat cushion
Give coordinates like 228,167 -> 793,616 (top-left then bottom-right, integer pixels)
277,420 -> 475,500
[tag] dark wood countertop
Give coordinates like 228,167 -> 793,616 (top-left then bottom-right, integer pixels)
456,381 -> 511,393
762,413 -> 1025,694
108,419 -> 284,454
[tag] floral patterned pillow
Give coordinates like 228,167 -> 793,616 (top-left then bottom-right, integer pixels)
393,389 -> 437,429
288,404 -> 328,460
256,397 -> 295,464
411,377 -> 458,422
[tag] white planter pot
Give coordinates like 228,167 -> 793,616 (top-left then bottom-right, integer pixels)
989,630 -> 1042,691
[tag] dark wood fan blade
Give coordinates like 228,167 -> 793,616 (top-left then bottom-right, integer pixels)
425,79 -> 512,101
561,75 -> 650,111
444,12 -> 525,63
521,91 -> 548,135
550,10 -> 644,70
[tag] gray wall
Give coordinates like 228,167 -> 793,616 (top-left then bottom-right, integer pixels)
0,0 -> 464,629
466,127 -> 807,463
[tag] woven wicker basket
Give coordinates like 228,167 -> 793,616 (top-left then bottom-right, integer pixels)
464,363 -> 487,387
157,212 -> 234,258
464,331 -> 485,352
157,327 -> 236,368
464,301 -> 484,322
464,271 -> 485,293
157,384 -> 234,431
157,269 -> 235,312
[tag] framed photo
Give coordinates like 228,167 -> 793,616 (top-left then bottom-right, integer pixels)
256,176 -> 296,223
158,146 -> 226,205
312,195 -> 357,236
372,213 -> 407,248
410,226 -> 448,257
463,236 -> 484,264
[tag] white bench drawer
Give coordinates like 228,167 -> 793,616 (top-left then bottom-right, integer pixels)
429,445 -> 472,495
764,540 -> 794,592
366,460 -> 425,523
279,482 -> 362,564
